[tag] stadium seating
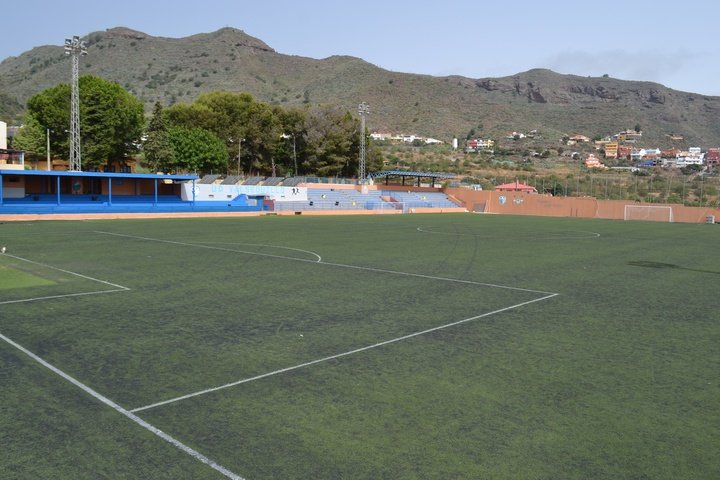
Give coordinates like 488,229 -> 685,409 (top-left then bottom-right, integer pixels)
220,175 -> 243,185
262,177 -> 285,186
198,174 -> 221,184
382,191 -> 459,208
242,176 -> 265,185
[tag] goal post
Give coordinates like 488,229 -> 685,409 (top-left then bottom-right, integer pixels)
624,205 -> 674,222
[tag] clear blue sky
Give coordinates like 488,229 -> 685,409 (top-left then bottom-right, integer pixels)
3,0 -> 719,95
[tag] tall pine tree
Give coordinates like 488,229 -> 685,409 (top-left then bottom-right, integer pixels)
143,102 -> 174,172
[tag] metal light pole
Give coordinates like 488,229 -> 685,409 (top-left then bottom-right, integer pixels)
231,137 -> 244,176
358,102 -> 369,183
64,35 -> 87,171
238,139 -> 243,176
46,128 -> 51,171
282,133 -> 298,176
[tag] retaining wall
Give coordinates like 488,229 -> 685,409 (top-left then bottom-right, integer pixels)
446,188 -> 720,223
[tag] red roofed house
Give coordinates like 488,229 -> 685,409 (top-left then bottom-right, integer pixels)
706,148 -> 720,169
495,179 -> 537,193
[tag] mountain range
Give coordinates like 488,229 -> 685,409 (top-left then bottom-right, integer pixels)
2,26 -> 719,147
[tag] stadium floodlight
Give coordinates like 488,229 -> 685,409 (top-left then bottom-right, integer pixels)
358,102 -> 370,183
65,35 -> 87,171
281,133 -> 297,176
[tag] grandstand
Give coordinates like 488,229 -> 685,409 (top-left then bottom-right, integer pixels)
262,177 -> 285,186
242,176 -> 265,185
0,168 -> 465,217
271,186 -> 463,213
281,177 -> 303,187
198,174 -> 221,184
382,190 -> 459,209
220,175 -> 243,185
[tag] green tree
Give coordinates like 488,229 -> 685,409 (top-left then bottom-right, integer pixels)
275,107 -> 308,176
166,92 -> 282,175
304,105 -> 359,177
168,126 -> 227,174
143,102 -> 174,173
26,75 -> 144,169
11,115 -> 48,159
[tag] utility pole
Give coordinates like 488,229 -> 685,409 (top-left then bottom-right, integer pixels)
64,36 -> 87,171
46,128 -> 51,171
358,102 -> 369,183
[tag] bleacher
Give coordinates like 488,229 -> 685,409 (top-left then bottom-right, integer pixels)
242,176 -> 265,185
281,177 -> 303,187
382,191 -> 459,209
186,175 -> 461,213
198,174 -> 221,184
273,188 -> 394,212
262,177 -> 285,186
220,175 -> 243,185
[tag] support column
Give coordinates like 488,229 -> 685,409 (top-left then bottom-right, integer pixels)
108,177 -> 113,205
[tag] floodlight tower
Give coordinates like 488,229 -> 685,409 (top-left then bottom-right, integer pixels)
64,35 -> 87,171
358,102 -> 370,183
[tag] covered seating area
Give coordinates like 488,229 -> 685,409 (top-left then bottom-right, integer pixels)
0,169 -> 263,214
368,170 -> 457,187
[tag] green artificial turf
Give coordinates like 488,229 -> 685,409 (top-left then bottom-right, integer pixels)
1,214 -> 718,479
0,264 -> 56,290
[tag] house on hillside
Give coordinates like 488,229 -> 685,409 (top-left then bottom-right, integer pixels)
617,145 -> 633,160
705,148 -> 720,169
370,131 -> 393,141
495,179 -> 537,193
604,142 -> 619,159
585,154 -> 607,169
465,138 -> 495,153
676,148 -> 704,167
567,134 -> 591,146
616,129 -> 643,143
661,147 -> 681,159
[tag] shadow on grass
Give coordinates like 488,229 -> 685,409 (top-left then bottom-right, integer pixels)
628,260 -> 720,275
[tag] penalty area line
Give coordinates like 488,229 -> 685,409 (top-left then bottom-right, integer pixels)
131,292 -> 558,413
0,332 -> 245,480
0,289 -> 128,306
2,253 -> 131,290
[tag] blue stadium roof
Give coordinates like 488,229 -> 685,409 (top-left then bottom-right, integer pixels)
0,169 -> 197,181
368,170 -> 456,179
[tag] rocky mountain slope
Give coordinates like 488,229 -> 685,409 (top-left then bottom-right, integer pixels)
1,27 -> 719,147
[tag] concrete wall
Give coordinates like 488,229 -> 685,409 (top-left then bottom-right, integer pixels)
446,188 -> 720,224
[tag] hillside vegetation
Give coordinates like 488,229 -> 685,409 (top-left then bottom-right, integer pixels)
2,27 -> 720,147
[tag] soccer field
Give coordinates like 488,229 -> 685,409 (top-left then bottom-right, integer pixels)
1,214 -> 718,479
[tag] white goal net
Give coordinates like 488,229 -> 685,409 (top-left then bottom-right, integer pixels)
624,205 -> 674,222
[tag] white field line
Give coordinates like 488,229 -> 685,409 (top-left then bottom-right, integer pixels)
131,292 -> 558,413
190,241 -> 322,263
0,332 -> 244,480
416,226 -> 601,240
0,253 -> 130,305
95,231 -> 323,263
2,253 -> 130,290
93,231 -> 552,295
0,289 -> 128,306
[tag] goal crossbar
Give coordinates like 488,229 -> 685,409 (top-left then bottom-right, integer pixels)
624,204 -> 674,222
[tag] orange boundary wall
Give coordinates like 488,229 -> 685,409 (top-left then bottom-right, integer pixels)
445,188 -> 720,224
